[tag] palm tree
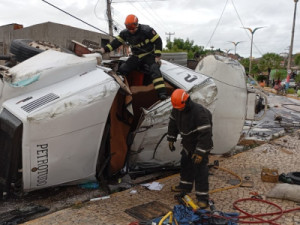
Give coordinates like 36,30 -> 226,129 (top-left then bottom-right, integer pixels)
258,53 -> 282,86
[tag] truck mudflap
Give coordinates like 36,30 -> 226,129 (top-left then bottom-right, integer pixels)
0,109 -> 23,199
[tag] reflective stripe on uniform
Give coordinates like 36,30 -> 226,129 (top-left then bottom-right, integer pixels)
153,77 -> 164,84
195,192 -> 208,196
167,134 -> 176,139
132,39 -> 149,49
154,84 -> 166,90
180,124 -> 211,136
153,77 -> 165,90
137,51 -> 152,58
150,34 -> 160,42
155,50 -> 162,54
195,148 -> 207,154
180,180 -> 193,185
132,44 -> 141,48
106,44 -> 113,52
116,36 -> 125,44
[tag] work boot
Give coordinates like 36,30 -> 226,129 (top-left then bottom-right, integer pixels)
171,184 -> 192,193
197,199 -> 209,209
196,193 -> 209,209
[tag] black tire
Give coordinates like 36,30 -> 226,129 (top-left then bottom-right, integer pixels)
10,39 -> 43,62
287,172 -> 300,185
10,39 -> 74,62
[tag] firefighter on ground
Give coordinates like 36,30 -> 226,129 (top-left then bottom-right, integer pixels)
99,14 -> 168,100
167,89 -> 213,209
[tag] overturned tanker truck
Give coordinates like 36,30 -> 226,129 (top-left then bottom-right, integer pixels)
0,39 -> 266,198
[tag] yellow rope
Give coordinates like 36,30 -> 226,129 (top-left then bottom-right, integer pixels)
209,166 -> 242,194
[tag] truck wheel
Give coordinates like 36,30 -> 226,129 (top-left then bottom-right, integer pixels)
10,39 -> 73,62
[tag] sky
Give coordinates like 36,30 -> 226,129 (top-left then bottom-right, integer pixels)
0,0 -> 299,58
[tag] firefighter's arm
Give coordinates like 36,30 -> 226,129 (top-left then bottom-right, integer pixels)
192,120 -> 213,164
103,35 -> 124,53
167,111 -> 178,151
149,28 -> 162,57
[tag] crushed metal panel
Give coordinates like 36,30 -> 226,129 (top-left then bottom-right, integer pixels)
2,68 -> 119,191
129,62 -> 218,169
195,55 -> 247,154
246,93 -> 256,120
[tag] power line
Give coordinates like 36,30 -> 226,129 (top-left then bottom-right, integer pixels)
127,1 -> 165,36
165,32 -> 175,41
136,1 -> 166,31
205,0 -> 229,49
142,0 -> 171,32
42,0 -> 112,37
94,0 -> 107,21
231,0 -> 263,56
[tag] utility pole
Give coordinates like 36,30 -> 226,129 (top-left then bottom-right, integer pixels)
165,32 -> 175,42
287,0 -> 299,72
106,0 -> 113,41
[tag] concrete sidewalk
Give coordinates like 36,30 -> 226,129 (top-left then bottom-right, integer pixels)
24,132 -> 300,225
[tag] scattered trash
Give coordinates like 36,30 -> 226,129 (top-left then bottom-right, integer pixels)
141,182 -> 164,191
129,190 -> 137,194
261,168 -> 279,183
240,176 -> 254,188
153,205 -> 239,225
267,183 -> 300,202
249,191 -> 263,199
280,148 -> 294,154
90,196 -> 110,201
78,182 -> 99,189
227,179 -> 240,186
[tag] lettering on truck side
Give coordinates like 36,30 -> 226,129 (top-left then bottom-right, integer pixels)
36,144 -> 49,186
184,74 -> 197,83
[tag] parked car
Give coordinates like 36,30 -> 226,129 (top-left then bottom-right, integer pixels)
0,39 -> 266,198
281,78 -> 296,88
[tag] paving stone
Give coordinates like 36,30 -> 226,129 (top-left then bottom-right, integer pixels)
24,132 -> 300,225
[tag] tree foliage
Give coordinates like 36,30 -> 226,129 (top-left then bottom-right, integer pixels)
295,54 -> 300,66
239,58 -> 259,75
165,38 -> 207,59
258,53 -> 282,73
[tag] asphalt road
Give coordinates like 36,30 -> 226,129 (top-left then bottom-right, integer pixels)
242,93 -> 300,143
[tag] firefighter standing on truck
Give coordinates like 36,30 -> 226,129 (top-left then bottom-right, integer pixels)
167,89 -> 213,209
99,14 -> 168,100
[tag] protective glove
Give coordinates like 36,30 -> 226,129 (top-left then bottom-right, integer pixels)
192,153 -> 203,164
169,141 -> 176,152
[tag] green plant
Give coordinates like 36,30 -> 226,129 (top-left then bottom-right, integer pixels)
294,54 -> 300,66
270,69 -> 287,80
165,38 -> 207,59
286,88 -> 295,94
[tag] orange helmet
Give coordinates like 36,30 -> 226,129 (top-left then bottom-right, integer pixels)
171,89 -> 189,109
125,14 -> 138,30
